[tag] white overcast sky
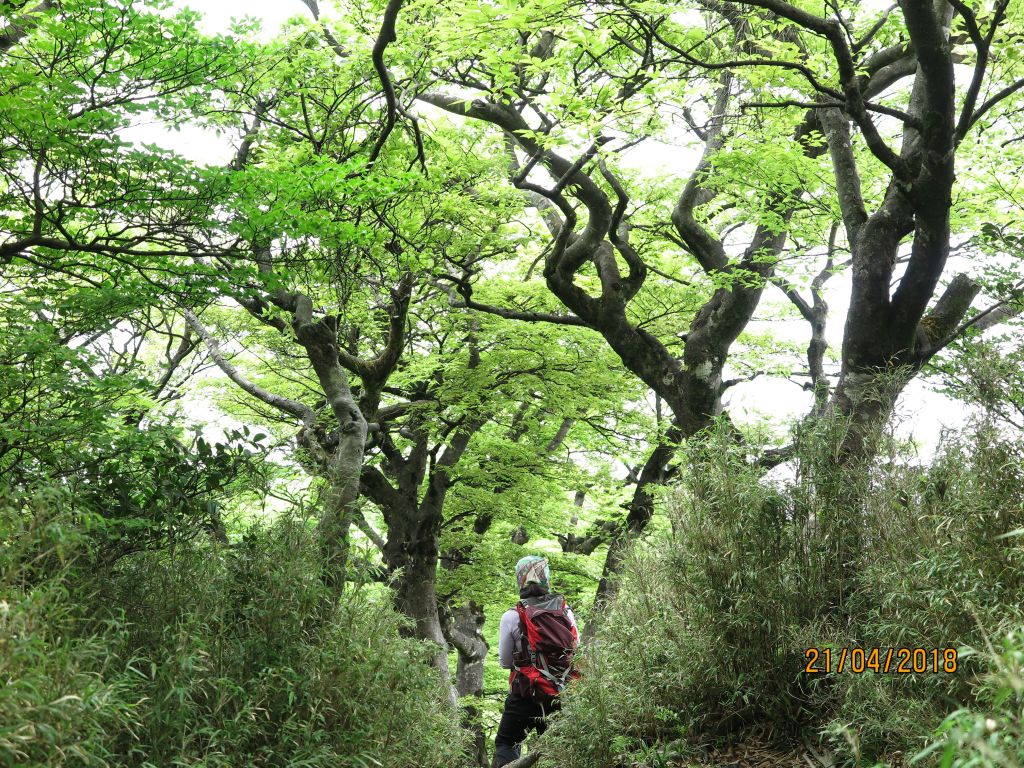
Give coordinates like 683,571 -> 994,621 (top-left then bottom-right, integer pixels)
185,0 -> 299,39
161,0 -> 972,457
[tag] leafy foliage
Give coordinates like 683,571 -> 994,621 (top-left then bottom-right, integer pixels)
4,0 -> 1024,766
916,628 -> 1024,768
541,422 -> 1024,767
0,487 -> 468,768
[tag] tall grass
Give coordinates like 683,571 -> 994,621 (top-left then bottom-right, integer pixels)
0,486 -> 469,767
541,422 -> 1024,768
915,626 -> 1024,768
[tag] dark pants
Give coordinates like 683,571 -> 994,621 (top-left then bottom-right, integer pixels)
492,693 -> 557,768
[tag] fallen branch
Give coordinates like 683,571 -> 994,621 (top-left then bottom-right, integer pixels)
505,752 -> 542,768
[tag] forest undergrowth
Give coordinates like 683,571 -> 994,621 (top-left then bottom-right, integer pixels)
0,490 -> 466,768
541,422 -> 1024,768
4,0 -> 1024,766
4,421 -> 1023,768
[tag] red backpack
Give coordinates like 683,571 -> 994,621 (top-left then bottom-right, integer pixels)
511,593 -> 579,705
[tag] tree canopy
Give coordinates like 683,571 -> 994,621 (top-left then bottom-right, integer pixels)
2,0 -> 1024,766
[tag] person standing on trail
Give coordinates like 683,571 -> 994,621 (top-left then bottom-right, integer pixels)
492,555 -> 579,768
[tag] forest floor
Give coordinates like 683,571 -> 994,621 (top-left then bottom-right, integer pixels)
700,739 -> 810,768
694,736 -> 908,768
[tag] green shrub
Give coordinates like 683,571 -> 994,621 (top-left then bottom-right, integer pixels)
543,428 -> 828,768
103,516 -> 468,768
542,423 -> 1024,768
0,488 -> 137,768
914,627 -> 1024,768
1,488 -> 469,768
820,426 -> 1024,761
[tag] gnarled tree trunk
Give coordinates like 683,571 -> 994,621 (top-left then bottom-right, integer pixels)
443,601 -> 488,767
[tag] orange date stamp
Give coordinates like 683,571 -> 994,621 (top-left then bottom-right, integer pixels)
804,647 -> 958,674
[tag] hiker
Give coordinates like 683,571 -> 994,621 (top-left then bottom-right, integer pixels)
492,555 -> 578,768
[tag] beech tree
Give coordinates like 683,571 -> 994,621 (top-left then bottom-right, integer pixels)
9,0 -> 1023,682
357,0 -> 1024,596
0,0 -> 266,557
178,18 -> 645,703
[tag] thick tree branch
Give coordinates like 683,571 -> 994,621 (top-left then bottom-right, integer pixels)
353,507 -> 387,551
339,273 -> 414,380
360,464 -> 406,514
0,0 -> 52,53
599,158 -> 647,301
440,603 -> 488,662
504,753 -> 541,768
889,0 -> 957,338
365,0 -> 404,168
820,108 -> 867,242
671,72 -> 731,274
544,417 -> 574,453
441,274 -> 590,327
229,102 -> 269,171
914,273 -> 980,360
